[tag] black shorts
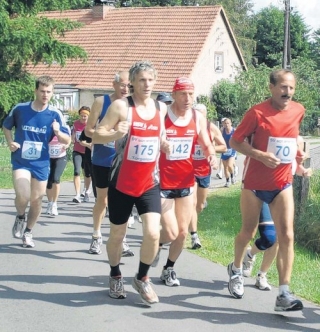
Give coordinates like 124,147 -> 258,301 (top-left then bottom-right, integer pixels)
92,164 -> 110,189
160,187 -> 194,199
47,156 -> 68,189
108,185 -> 161,225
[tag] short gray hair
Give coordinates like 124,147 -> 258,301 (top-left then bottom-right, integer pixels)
114,71 -> 129,83
129,61 -> 157,83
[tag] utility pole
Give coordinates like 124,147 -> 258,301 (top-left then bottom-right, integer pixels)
282,0 -> 291,69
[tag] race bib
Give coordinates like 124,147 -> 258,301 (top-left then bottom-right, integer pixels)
22,141 -> 43,160
193,144 -> 205,160
127,135 -> 159,162
266,137 -> 297,164
167,137 -> 193,161
49,144 -> 63,157
75,131 -> 81,142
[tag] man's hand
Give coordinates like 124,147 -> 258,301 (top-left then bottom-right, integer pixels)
208,154 -> 218,170
8,141 -> 20,152
114,121 -> 130,138
160,139 -> 171,154
259,152 -> 281,168
52,119 -> 60,135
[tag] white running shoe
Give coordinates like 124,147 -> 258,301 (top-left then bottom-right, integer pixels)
191,233 -> 202,249
128,215 -> 135,228
242,247 -> 256,277
255,274 -> 271,291
274,291 -> 303,311
227,263 -> 244,299
51,203 -> 58,216
22,232 -> 35,248
46,202 -> 53,215
12,215 -> 26,239
160,267 -> 180,287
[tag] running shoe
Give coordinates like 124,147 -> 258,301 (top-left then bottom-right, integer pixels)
274,291 -> 303,311
83,193 -> 90,203
132,274 -> 159,305
216,172 -> 222,179
191,233 -> 202,249
151,247 -> 161,267
45,202 -> 52,215
255,274 -> 271,291
128,215 -> 135,228
80,188 -> 86,198
231,178 -> 237,185
227,263 -> 244,299
160,267 -> 180,286
72,196 -> 81,203
242,247 -> 255,277
88,236 -> 102,254
12,215 -> 26,239
109,276 -> 126,299
22,232 -> 35,248
122,241 -> 134,257
51,203 -> 58,216
224,181 -> 230,188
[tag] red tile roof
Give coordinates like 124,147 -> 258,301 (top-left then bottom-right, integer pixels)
27,5 -> 245,91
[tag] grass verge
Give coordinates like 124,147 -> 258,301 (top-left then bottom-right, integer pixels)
188,183 -> 320,305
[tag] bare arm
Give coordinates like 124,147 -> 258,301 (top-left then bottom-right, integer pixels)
92,98 -> 129,144
197,114 -> 217,168
52,120 -> 71,145
210,123 -> 227,153
159,103 -> 171,153
85,96 -> 103,138
3,127 -> 20,152
230,137 -> 280,169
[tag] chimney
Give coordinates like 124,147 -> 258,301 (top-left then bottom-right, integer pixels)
92,1 -> 115,20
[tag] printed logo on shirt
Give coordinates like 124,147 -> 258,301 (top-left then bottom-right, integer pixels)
147,124 -> 159,131
133,121 -> 147,130
185,129 -> 195,135
166,129 -> 177,135
22,125 -> 47,134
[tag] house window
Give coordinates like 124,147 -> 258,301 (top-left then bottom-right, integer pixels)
59,94 -> 73,111
214,53 -> 224,73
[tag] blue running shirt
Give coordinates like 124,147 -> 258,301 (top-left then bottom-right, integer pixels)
3,102 -> 70,171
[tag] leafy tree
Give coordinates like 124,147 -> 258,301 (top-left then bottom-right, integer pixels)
310,29 -> 320,69
253,6 -> 310,67
196,95 -> 217,121
0,0 -> 87,122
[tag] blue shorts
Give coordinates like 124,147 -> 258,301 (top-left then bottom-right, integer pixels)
195,174 -> 211,189
12,165 -> 49,182
160,187 -> 194,199
253,183 -> 291,204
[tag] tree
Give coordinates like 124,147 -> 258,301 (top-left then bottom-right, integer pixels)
310,29 -> 320,69
253,6 -> 310,67
0,0 -> 88,122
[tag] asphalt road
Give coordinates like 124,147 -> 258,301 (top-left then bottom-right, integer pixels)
1,177 -> 320,332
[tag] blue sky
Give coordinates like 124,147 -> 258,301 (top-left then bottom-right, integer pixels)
252,0 -> 319,32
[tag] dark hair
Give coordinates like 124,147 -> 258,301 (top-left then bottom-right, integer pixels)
269,69 -> 295,85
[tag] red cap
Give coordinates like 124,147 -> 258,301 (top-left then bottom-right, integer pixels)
172,77 -> 194,92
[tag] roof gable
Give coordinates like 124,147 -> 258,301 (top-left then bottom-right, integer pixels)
28,6 -> 246,91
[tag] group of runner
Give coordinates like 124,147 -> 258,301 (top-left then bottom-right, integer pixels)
2,62 -> 308,312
